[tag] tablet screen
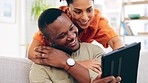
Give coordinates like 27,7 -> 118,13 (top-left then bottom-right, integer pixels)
101,42 -> 141,83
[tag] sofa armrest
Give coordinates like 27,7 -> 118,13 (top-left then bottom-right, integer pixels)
0,56 -> 32,83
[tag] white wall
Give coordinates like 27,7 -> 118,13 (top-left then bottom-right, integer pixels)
0,0 -> 60,57
0,0 -> 21,57
0,0 -> 147,58
0,0 -> 37,57
0,23 -> 19,57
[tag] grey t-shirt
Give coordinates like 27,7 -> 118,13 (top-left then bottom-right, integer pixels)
29,43 -> 105,83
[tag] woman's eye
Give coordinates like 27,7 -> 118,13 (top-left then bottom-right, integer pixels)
87,9 -> 92,13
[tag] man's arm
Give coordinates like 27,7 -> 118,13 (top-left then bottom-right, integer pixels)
108,36 -> 124,50
35,46 -> 91,83
29,44 -> 121,83
27,39 -> 101,74
28,40 -> 91,83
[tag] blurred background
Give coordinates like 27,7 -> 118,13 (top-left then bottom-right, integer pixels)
0,0 -> 147,58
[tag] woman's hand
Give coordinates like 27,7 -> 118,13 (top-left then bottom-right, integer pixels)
78,58 -> 102,74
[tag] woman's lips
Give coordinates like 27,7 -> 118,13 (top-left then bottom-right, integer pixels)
78,20 -> 90,26
80,21 -> 88,25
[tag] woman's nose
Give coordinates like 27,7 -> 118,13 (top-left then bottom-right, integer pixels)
81,12 -> 89,21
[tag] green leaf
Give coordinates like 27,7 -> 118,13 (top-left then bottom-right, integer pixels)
31,0 -> 51,20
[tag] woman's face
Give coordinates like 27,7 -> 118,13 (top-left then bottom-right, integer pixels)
68,0 -> 94,30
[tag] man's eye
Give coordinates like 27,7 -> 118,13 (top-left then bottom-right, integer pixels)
70,26 -> 74,31
75,11 -> 81,15
57,34 -> 66,39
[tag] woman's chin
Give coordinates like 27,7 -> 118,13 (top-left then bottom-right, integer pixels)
78,22 -> 90,29
79,24 -> 89,29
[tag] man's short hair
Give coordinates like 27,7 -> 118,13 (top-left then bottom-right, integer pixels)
38,8 -> 64,38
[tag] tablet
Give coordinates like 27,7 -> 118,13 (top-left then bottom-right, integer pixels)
101,42 -> 141,83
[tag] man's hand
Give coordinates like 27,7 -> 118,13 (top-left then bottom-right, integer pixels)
78,59 -> 102,74
34,46 -> 102,74
33,46 -> 69,68
92,75 -> 121,83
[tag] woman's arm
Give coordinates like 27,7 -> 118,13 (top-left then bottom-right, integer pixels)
108,36 -> 124,50
27,39 -> 43,63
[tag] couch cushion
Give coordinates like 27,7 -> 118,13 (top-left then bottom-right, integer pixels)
0,56 -> 32,83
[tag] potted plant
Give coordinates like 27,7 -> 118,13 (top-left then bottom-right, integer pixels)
31,0 -> 51,20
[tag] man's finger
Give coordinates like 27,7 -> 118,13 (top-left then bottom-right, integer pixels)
32,59 -> 43,64
39,58 -> 49,65
41,53 -> 45,57
34,53 -> 48,59
103,76 -> 115,83
33,53 -> 42,59
92,76 -> 114,83
116,76 -> 122,82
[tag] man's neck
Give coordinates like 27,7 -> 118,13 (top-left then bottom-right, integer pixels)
52,45 -> 73,56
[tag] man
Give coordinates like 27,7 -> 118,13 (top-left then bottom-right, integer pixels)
29,8 -> 121,83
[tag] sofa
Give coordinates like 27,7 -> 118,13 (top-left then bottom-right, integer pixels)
0,56 -> 32,83
0,51 -> 147,83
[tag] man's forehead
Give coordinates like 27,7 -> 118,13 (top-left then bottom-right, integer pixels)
58,14 -> 69,21
47,14 -> 72,35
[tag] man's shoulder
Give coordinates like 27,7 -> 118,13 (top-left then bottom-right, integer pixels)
80,43 -> 105,52
79,43 -> 105,57
80,43 -> 100,49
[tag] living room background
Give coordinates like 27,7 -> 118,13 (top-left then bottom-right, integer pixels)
0,0 -> 147,57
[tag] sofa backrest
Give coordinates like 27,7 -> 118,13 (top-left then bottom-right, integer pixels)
0,56 -> 32,83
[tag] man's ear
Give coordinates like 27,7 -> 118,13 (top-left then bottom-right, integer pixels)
43,36 -> 52,46
67,8 -> 71,15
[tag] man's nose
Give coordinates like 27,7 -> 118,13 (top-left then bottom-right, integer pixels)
67,31 -> 75,41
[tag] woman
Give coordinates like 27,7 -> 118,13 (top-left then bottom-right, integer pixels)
28,0 -> 123,73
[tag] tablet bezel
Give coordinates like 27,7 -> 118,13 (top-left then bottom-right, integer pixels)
101,42 -> 141,83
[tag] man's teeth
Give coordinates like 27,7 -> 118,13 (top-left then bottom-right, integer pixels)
69,40 -> 76,45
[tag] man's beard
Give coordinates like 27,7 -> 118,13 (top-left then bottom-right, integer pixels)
51,43 -> 80,55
